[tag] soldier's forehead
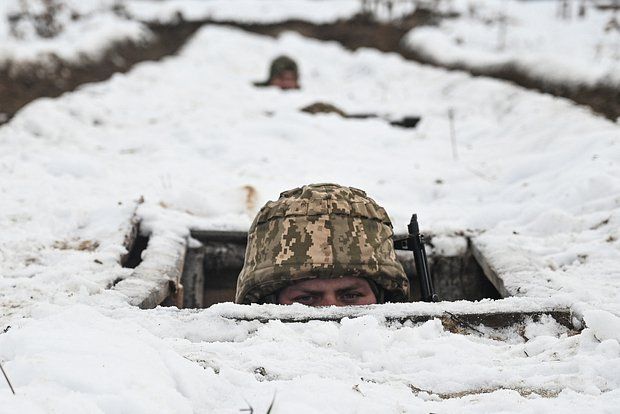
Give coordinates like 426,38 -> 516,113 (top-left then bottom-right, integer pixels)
285,277 -> 370,291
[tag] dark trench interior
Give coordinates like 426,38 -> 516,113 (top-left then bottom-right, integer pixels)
181,230 -> 501,308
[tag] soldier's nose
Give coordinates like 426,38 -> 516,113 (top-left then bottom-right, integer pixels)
319,294 -> 340,307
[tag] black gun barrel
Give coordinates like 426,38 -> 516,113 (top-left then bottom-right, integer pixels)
408,214 -> 438,302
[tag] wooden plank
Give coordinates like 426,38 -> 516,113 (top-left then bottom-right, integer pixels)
190,230 -> 247,244
119,207 -> 141,266
208,298 -> 578,330
181,246 -> 205,308
114,233 -> 187,309
469,239 -> 512,298
226,309 -> 575,330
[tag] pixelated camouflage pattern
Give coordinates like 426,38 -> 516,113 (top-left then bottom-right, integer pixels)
235,183 -> 409,304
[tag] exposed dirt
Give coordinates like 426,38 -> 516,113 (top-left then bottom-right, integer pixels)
0,22 -> 203,124
209,9 -> 439,53
1,9 -> 618,124
403,47 -> 620,121
214,11 -> 619,121
0,10 -> 437,124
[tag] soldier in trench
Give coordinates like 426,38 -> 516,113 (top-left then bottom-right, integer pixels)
254,55 -> 300,90
235,183 -> 410,306
254,56 -> 421,128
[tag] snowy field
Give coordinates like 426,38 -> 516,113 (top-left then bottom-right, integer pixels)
4,0 -> 620,90
125,0 -> 361,23
0,0 -> 360,65
405,0 -> 620,87
1,1 -> 620,412
0,0 -> 151,64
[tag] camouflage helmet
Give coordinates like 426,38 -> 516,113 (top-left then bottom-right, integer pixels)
268,55 -> 298,82
235,183 -> 409,304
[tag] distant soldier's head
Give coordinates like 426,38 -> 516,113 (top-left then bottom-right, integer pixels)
266,55 -> 299,90
235,184 -> 409,306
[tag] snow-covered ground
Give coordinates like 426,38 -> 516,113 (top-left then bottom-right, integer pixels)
125,0 -> 361,24
0,0 -> 151,64
4,302 -> 620,413
0,0 -> 362,66
1,4 -> 620,412
405,0 -> 620,87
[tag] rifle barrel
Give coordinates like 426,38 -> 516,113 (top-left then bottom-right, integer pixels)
408,215 -> 438,302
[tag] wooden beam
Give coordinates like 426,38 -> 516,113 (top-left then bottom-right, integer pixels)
190,230 -> 248,244
114,233 -> 187,309
181,245 -> 205,308
225,309 -> 574,330
119,204 -> 142,266
469,239 -> 512,298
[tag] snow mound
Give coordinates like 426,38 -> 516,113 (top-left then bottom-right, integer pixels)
404,0 -> 620,88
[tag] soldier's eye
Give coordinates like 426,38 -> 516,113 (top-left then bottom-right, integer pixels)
341,292 -> 362,301
292,295 -> 315,304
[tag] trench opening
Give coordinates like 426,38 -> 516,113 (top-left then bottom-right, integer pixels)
181,230 -> 501,308
121,224 -> 150,269
122,229 -> 574,332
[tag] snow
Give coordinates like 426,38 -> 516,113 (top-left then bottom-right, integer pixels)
205,296 -> 573,322
584,309 -> 620,342
0,305 -> 217,413
1,304 -> 619,412
428,234 -> 468,256
0,0 -> 361,66
404,0 -> 620,88
3,26 -> 618,314
125,0 -> 361,24
0,0 -> 152,65
1,1 -> 620,412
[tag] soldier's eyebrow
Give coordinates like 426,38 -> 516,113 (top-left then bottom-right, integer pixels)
336,286 -> 364,294
290,288 -> 323,295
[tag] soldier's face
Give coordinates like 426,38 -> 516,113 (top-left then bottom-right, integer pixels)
277,277 -> 377,306
270,70 -> 299,90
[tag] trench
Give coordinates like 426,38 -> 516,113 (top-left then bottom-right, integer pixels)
112,223 -> 575,331
0,21 -> 204,124
182,230 -> 501,308
2,9 -> 618,125
208,11 -> 620,121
